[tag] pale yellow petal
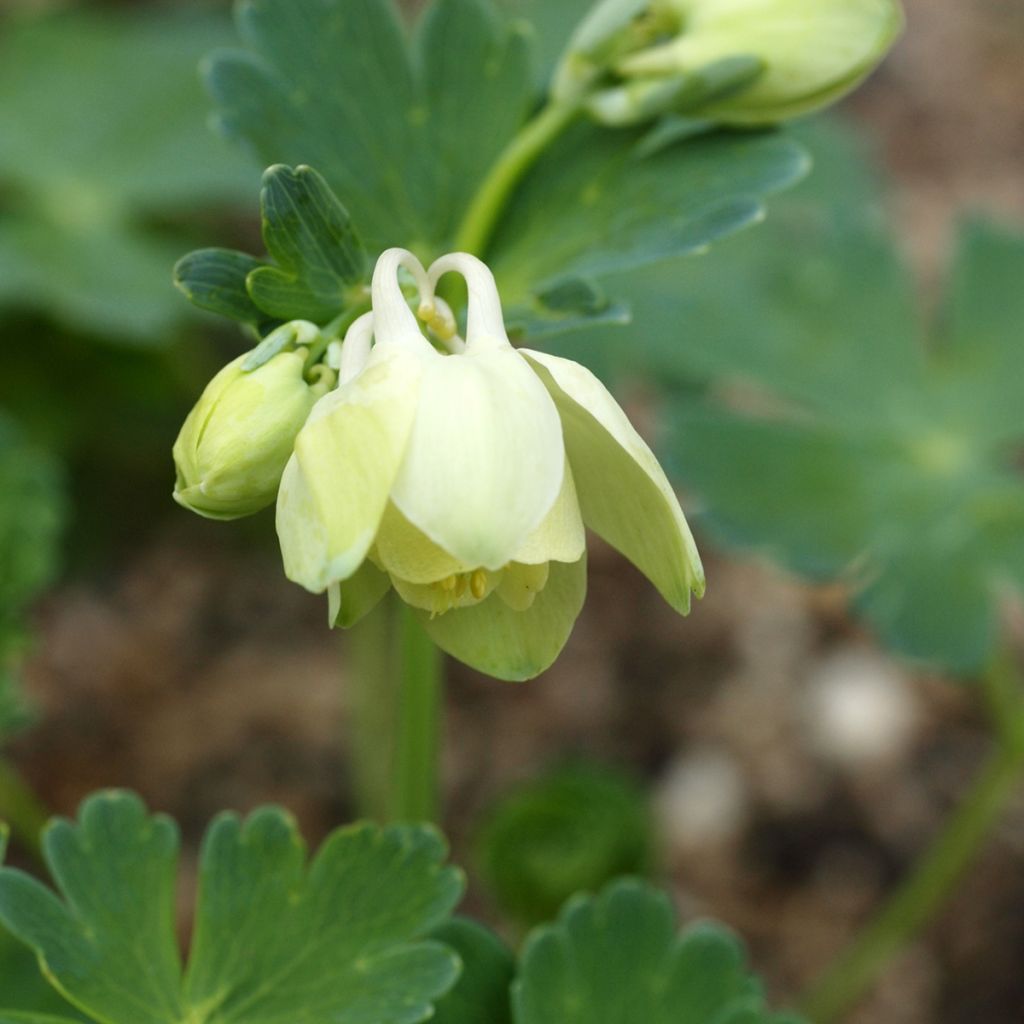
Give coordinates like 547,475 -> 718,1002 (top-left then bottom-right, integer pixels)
390,349 -> 564,570
276,351 -> 422,592
523,350 -> 704,613
512,457 -> 585,566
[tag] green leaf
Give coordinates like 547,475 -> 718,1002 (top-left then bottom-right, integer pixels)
0,791 -> 465,1024
206,0 -> 532,253
246,165 -> 370,322
430,919 -> 514,1024
474,763 -> 654,926
490,125 -> 809,328
513,879 -> 803,1024
173,248 -> 267,325
632,120 -> 1024,673
0,9 -> 253,342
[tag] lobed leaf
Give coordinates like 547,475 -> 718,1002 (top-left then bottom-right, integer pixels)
512,879 -> 803,1024
0,792 -> 465,1024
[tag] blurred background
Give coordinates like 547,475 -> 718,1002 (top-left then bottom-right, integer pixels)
1,1 -> 1023,1021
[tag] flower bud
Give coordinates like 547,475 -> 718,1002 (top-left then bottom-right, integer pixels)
615,0 -> 904,125
173,344 -> 335,520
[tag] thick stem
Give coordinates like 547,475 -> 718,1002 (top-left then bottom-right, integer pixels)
0,759 -> 48,860
799,656 -> 1024,1023
452,100 -> 582,258
347,598 -> 399,823
392,606 -> 443,823
346,596 -> 444,824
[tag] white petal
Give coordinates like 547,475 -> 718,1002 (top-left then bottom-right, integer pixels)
390,349 -> 564,570
523,350 -> 704,613
512,456 -> 585,566
276,350 -> 422,592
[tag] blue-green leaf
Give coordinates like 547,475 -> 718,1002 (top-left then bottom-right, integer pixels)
173,248 -> 268,325
430,919 -> 514,1024
513,879 -> 803,1024
0,792 -> 465,1024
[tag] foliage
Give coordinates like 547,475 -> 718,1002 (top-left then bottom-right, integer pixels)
513,879 -> 804,1024
0,799 -> 801,1024
178,0 -> 808,338
474,763 -> 654,925
0,8 -> 253,341
0,792 -> 464,1024
0,413 -> 65,743
601,120 -> 1024,673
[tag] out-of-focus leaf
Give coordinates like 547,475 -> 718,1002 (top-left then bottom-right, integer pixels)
474,763 -> 654,926
207,0 -> 533,253
430,919 -> 515,1024
0,791 -> 464,1024
0,412 -> 64,743
513,879 -> 804,1024
0,9 -> 254,341
490,124 -> 809,330
622,121 -> 1024,673
204,0 -> 808,340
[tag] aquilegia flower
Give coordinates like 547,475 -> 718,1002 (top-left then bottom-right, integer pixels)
276,248 -> 704,680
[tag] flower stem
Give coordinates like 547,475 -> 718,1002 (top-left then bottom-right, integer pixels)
392,605 -> 442,823
347,596 -> 443,824
0,758 -> 47,860
799,654 -> 1024,1023
453,99 -> 583,258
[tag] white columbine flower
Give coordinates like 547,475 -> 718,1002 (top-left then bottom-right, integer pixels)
276,248 -> 704,681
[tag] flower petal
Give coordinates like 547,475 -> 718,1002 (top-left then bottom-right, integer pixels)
513,457 -> 586,566
522,350 -> 705,613
375,502 -> 471,584
328,560 -> 392,629
390,349 -> 564,570
276,351 -> 422,592
415,555 -> 587,682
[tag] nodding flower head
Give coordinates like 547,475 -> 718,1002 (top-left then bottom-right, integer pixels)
276,248 -> 704,681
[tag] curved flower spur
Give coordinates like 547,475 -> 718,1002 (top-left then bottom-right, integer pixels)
276,248 -> 705,680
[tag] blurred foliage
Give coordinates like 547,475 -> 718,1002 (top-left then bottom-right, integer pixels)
567,119 -> 1024,674
474,762 -> 654,927
194,0 -> 807,338
515,879 -> 805,1024
0,5 -> 253,342
429,919 -> 515,1024
0,413 -> 65,742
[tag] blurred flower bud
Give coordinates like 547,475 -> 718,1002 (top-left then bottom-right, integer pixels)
557,0 -> 902,127
617,0 -> 904,125
173,334 -> 335,520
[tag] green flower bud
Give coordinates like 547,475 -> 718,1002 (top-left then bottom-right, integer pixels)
173,343 -> 335,521
616,0 -> 904,125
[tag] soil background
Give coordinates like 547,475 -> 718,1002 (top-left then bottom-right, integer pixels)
7,1 -> 1024,1022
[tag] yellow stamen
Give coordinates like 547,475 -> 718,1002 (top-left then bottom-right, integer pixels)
440,574 -> 458,592
470,569 -> 488,600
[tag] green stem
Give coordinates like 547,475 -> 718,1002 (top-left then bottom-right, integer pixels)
347,599 -> 399,823
0,759 -> 48,860
452,99 -> 583,258
799,656 -> 1024,1023
346,596 -> 444,824
392,605 -> 442,823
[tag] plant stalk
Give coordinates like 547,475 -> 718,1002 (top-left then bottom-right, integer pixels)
799,655 -> 1024,1023
452,99 -> 583,258
347,596 -> 443,825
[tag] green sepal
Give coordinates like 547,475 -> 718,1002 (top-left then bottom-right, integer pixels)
247,164 -> 370,322
173,247 -> 268,324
